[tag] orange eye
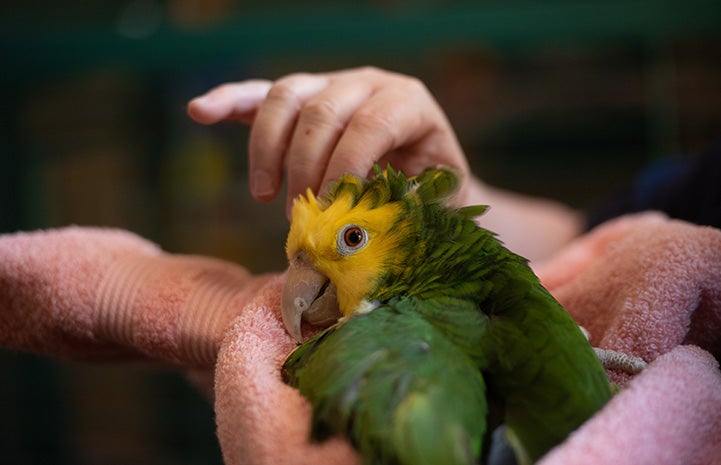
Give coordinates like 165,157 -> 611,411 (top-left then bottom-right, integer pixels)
344,227 -> 364,247
337,224 -> 368,256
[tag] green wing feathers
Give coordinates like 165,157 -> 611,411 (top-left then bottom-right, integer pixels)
283,301 -> 488,465
481,274 -> 612,464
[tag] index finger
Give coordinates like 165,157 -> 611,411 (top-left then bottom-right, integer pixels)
187,80 -> 273,125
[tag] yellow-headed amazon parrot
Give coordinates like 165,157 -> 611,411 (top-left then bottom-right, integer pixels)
281,165 -> 611,465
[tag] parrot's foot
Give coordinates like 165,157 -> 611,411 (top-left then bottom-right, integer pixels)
578,325 -> 647,375
594,348 -> 647,375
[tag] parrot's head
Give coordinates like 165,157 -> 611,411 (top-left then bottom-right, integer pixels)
282,165 -> 464,341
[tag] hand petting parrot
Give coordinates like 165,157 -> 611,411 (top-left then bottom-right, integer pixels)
280,165 -> 612,465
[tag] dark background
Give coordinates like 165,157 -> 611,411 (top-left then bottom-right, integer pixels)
2,1 -> 720,463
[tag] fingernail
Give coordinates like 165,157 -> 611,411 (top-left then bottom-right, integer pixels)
189,95 -> 209,107
187,96 -> 209,119
252,170 -> 275,199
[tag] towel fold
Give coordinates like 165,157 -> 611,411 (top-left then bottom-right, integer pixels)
538,345 -> 721,465
2,212 -> 721,464
535,212 -> 721,385
0,226 -> 270,367
214,275 -> 359,465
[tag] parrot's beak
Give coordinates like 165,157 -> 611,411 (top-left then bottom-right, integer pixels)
281,252 -> 341,342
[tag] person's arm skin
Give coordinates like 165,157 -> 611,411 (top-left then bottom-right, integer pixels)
468,179 -> 583,263
187,66 -> 581,262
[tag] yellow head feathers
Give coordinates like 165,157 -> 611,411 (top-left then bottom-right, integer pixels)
285,165 -> 463,316
286,182 -> 409,315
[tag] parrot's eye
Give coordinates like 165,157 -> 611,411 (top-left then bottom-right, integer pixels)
337,225 -> 368,256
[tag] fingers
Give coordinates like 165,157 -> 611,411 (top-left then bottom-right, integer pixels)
187,80 -> 273,125
188,67 -> 471,214
248,74 -> 331,202
283,78 -> 375,211
321,75 -> 467,192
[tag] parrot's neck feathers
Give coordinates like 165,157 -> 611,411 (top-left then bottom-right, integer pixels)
337,300 -> 380,323
354,299 -> 381,315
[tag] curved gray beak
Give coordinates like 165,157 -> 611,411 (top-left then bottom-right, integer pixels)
281,252 -> 341,342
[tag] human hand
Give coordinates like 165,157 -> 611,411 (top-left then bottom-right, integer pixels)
187,67 -> 471,217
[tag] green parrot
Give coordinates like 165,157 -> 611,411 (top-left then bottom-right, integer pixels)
280,165 -> 611,465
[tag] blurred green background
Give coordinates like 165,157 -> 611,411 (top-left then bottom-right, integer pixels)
1,1 -> 720,463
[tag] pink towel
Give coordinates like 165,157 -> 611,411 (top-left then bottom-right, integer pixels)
537,345 -> 721,465
2,212 -> 721,464
535,212 -> 721,385
214,275 -> 357,465
0,226 -> 272,366
533,212 -> 721,464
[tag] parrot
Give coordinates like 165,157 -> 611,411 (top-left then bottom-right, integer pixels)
280,165 -> 612,465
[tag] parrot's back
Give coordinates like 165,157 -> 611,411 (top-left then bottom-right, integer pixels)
387,204 -> 611,464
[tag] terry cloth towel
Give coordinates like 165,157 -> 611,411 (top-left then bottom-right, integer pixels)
0,226 -> 273,366
2,212 -> 721,464
534,212 -> 721,465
